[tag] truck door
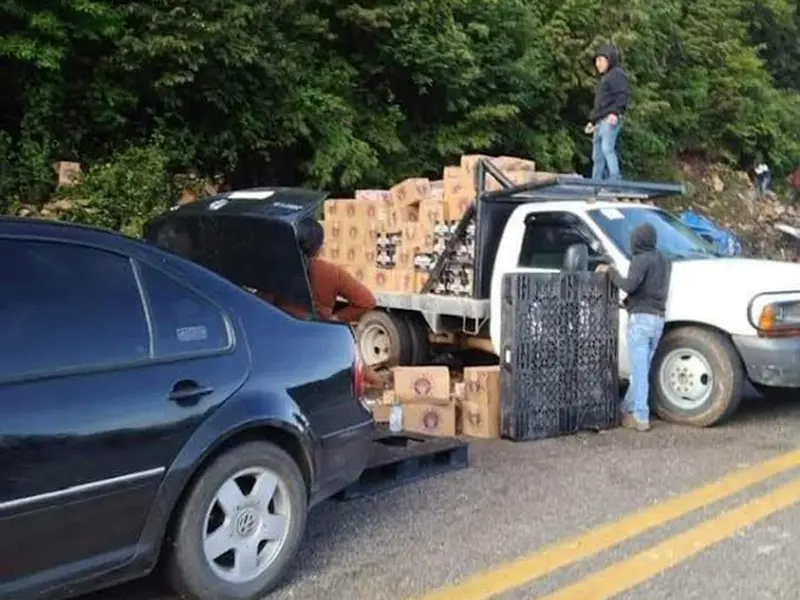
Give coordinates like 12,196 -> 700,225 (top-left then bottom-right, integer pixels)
490,210 -> 630,376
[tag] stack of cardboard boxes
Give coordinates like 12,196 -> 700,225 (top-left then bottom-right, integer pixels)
319,154 -> 541,297
367,365 -> 503,439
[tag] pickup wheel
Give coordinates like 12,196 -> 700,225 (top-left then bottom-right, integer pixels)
650,326 -> 744,427
356,310 -> 412,367
167,441 -> 308,600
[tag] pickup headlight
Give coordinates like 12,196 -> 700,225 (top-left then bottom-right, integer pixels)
756,300 -> 800,337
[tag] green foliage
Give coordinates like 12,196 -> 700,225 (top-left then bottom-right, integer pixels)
0,0 -> 798,229
56,141 -> 175,237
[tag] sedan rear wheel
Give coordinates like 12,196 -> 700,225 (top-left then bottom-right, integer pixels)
168,441 -> 307,600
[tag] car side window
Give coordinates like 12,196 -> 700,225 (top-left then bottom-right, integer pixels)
137,262 -> 231,358
0,239 -> 150,380
518,213 -> 600,269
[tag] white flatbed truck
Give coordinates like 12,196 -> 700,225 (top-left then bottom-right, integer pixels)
356,159 -> 800,427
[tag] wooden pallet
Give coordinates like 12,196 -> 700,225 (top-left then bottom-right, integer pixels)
335,428 -> 469,500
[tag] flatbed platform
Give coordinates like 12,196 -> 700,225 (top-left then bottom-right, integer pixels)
335,428 -> 469,500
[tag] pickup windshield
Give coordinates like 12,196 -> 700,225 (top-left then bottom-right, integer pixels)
588,206 -> 720,260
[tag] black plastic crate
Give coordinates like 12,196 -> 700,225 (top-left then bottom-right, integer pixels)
500,272 -> 619,441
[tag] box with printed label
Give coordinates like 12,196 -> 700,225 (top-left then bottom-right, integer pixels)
390,178 -> 431,209
403,402 -> 457,437
392,366 -> 450,404
461,366 -> 501,438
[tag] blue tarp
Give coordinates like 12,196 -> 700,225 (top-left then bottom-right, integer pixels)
679,210 -> 743,256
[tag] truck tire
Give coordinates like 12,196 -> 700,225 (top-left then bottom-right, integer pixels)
650,326 -> 744,427
401,313 -> 431,366
356,310 -> 412,367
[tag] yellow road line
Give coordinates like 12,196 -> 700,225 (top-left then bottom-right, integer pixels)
539,476 -> 800,600
411,449 -> 800,600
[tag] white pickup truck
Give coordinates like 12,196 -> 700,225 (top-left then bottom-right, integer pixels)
356,161 -> 800,427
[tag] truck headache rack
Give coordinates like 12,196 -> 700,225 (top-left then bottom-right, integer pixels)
474,157 -> 686,201
420,158 -> 685,298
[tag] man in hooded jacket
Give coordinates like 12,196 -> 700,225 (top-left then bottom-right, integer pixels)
606,223 -> 671,431
586,43 -> 630,181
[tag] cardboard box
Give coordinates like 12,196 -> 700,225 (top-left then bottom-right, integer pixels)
342,244 -> 362,265
414,270 -> 429,292
394,246 -> 414,270
341,199 -> 365,222
343,221 -> 367,245
371,403 -> 392,423
462,366 -> 501,439
356,189 -> 392,203
321,244 -> 340,263
324,199 -> 345,221
390,178 -> 431,209
403,402 -> 457,437
324,220 -> 342,245
395,269 -> 419,293
361,196 -> 394,224
429,179 -> 445,202
443,166 -> 474,221
459,154 -> 492,176
349,265 -> 374,286
419,198 -> 446,232
393,366 -> 450,404
373,268 -> 396,291
402,222 -> 426,250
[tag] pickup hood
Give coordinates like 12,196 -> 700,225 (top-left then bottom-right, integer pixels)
667,257 -> 800,335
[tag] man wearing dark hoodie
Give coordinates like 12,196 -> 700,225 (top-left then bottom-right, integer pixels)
586,44 -> 630,181
606,223 -> 671,431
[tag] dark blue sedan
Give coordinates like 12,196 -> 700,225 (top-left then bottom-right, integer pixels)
0,188 -> 374,600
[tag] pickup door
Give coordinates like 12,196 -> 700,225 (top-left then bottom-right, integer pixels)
489,206 -> 632,377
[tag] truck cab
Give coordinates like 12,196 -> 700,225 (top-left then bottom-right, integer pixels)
364,159 -> 800,428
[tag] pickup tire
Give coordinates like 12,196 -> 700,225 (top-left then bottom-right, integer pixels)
401,313 -> 431,366
650,326 -> 744,427
356,310 -> 412,367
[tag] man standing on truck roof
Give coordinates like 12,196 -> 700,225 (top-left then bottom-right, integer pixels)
601,223 -> 670,432
585,43 -> 630,181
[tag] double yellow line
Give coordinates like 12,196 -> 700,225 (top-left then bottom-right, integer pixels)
412,449 -> 800,600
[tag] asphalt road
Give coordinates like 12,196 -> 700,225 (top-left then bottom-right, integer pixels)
85,389 -> 800,600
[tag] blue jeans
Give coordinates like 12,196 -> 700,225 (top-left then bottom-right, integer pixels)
591,117 -> 622,181
623,313 -> 665,424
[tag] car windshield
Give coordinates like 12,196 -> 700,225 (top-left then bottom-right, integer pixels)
587,206 -> 721,260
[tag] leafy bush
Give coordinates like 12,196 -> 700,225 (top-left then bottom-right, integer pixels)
55,141 -> 175,237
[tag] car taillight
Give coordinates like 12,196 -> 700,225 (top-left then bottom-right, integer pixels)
353,352 -> 366,401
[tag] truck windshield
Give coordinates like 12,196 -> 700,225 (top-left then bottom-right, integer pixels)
588,206 -> 721,260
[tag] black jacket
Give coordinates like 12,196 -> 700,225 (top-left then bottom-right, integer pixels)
609,224 -> 671,316
589,44 -> 630,124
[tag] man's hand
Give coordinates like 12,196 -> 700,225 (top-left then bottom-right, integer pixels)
584,122 -> 595,135
595,264 -> 610,273
607,113 -> 618,126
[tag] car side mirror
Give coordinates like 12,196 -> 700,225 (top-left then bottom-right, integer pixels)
563,243 -> 590,271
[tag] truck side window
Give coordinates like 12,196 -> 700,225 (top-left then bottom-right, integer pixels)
518,213 -> 598,269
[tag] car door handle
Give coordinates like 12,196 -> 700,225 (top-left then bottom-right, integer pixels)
168,380 -> 214,405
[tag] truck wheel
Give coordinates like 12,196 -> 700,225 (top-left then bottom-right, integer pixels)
650,326 -> 744,427
167,441 -> 308,600
402,313 -> 430,366
356,310 -> 412,367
